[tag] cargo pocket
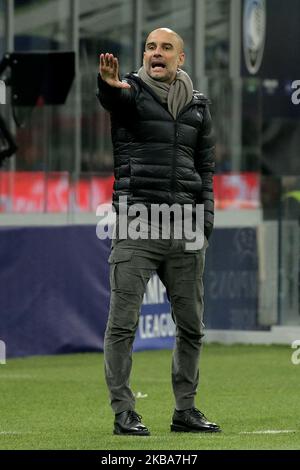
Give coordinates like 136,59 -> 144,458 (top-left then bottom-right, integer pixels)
180,253 -> 200,280
108,249 -> 135,293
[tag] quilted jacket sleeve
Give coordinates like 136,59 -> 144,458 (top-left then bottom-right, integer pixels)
194,103 -> 216,240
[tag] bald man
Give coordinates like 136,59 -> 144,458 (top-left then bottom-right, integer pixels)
97,28 -> 220,436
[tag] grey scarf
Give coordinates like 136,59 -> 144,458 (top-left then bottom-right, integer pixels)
138,66 -> 193,119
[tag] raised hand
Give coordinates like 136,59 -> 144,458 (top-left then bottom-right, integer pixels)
99,53 -> 131,89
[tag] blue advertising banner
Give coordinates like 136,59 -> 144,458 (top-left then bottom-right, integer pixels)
204,228 -> 259,330
0,226 -> 111,358
0,225 -> 260,358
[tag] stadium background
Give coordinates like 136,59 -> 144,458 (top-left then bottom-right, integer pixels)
1,0 -> 299,357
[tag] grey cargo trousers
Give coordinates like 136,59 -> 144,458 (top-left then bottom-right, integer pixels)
104,216 -> 208,414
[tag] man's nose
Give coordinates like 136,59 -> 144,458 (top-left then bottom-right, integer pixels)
153,48 -> 163,56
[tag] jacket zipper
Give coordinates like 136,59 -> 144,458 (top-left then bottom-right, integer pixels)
171,122 -> 178,198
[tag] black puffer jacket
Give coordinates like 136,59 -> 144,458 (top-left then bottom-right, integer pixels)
97,73 -> 215,238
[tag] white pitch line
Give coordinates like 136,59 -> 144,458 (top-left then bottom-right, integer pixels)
0,374 -> 33,379
0,430 -> 33,435
0,432 -> 24,435
240,430 -> 296,435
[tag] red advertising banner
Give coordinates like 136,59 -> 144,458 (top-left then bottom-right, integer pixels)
0,172 -> 114,213
214,172 -> 260,210
0,172 -> 259,213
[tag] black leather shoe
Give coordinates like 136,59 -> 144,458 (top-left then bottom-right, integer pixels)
114,410 -> 150,436
171,407 -> 221,433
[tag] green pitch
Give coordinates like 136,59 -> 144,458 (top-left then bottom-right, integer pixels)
0,344 -> 299,450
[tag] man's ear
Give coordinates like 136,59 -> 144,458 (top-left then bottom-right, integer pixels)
178,52 -> 185,67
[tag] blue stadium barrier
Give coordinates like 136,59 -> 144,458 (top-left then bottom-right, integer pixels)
0,225 -> 261,358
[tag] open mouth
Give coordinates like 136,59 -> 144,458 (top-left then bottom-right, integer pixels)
151,62 -> 166,70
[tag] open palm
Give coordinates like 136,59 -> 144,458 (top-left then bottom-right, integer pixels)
99,53 -> 131,89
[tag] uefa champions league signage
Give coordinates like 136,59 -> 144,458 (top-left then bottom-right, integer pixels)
243,0 -> 266,75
